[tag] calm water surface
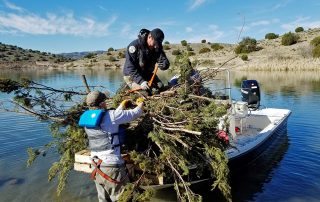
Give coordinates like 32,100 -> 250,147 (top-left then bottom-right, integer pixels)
0,69 -> 319,202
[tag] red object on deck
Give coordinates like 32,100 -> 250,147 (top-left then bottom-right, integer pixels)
218,130 -> 229,144
235,127 -> 241,133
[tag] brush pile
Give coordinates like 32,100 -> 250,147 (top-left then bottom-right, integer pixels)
0,53 -> 232,202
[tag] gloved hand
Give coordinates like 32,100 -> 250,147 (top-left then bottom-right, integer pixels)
135,97 -> 145,105
120,99 -> 131,108
157,81 -> 164,89
140,81 -> 149,90
157,62 -> 164,69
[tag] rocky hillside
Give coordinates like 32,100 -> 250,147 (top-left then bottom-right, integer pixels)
0,42 -> 72,69
64,28 -> 320,71
2,28 -> 320,71
59,51 -> 105,60
195,28 -> 320,71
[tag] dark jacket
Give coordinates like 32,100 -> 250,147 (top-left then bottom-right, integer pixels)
123,37 -> 170,84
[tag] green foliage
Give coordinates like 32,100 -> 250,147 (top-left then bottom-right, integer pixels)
235,37 -> 257,54
310,36 -> 320,58
295,27 -> 304,33
312,45 -> 320,58
163,44 -> 171,50
108,47 -> 114,52
181,40 -> 188,46
281,32 -> 299,46
199,47 -> 211,54
172,49 -> 182,56
310,36 -> 320,47
119,183 -> 154,202
118,51 -> 126,59
27,148 -> 39,167
186,45 -> 193,51
164,41 -> 170,45
84,53 -> 97,59
265,33 -> 279,40
241,54 -> 248,61
108,56 -> 117,62
187,51 -> 195,56
48,124 -> 88,195
211,43 -> 224,51
201,39 -> 206,43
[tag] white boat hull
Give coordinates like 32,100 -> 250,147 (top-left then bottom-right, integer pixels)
227,108 -> 291,164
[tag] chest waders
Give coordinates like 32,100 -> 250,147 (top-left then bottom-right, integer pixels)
90,158 -> 128,184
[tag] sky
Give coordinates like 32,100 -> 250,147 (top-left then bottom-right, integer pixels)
0,0 -> 320,53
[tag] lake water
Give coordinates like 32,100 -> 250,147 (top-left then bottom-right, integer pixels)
0,69 -> 319,202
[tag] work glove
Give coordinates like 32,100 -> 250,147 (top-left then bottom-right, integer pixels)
140,81 -> 149,90
120,99 -> 131,109
156,81 -> 164,89
157,62 -> 164,69
135,97 -> 145,105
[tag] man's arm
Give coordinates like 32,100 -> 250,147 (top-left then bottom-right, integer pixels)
123,42 -> 145,84
111,105 -> 143,125
157,50 -> 170,70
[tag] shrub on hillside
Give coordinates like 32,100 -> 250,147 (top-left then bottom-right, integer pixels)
181,40 -> 188,46
108,56 -> 117,62
265,33 -> 279,40
163,45 -> 171,50
118,51 -> 125,59
211,43 -> 224,51
108,47 -> 114,52
186,45 -> 193,51
312,45 -> 320,58
172,49 -> 182,55
164,41 -> 170,45
201,39 -> 206,43
199,47 -> 211,54
187,51 -> 195,56
235,37 -> 257,54
241,54 -> 248,61
281,32 -> 299,46
295,27 -> 304,33
310,36 -> 320,47
84,53 -> 97,59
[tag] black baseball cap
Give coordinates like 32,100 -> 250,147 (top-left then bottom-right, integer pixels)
150,28 -> 164,49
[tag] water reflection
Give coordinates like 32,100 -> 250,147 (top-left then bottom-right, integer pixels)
0,177 -> 25,187
230,129 -> 289,202
231,70 -> 320,96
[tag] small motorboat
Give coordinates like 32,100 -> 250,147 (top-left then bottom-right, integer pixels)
225,79 -> 291,167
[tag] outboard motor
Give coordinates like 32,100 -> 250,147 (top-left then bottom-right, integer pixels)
241,80 -> 260,110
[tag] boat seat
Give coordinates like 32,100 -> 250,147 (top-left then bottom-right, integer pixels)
234,101 -> 249,133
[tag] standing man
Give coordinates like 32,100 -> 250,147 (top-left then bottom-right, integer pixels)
83,91 -> 144,202
123,28 -> 170,92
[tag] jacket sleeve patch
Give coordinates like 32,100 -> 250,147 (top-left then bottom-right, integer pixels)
129,46 -> 136,54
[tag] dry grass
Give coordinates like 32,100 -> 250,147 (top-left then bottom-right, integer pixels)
63,28 -> 320,71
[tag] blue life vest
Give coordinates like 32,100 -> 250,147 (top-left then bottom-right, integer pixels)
79,110 -> 126,151
79,110 -> 105,128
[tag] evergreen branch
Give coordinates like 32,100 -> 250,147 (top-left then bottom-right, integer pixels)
160,126 -> 201,136
11,100 -> 65,122
154,141 -> 194,202
152,117 -> 185,128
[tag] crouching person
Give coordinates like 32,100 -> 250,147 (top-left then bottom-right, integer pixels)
80,91 -> 144,202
